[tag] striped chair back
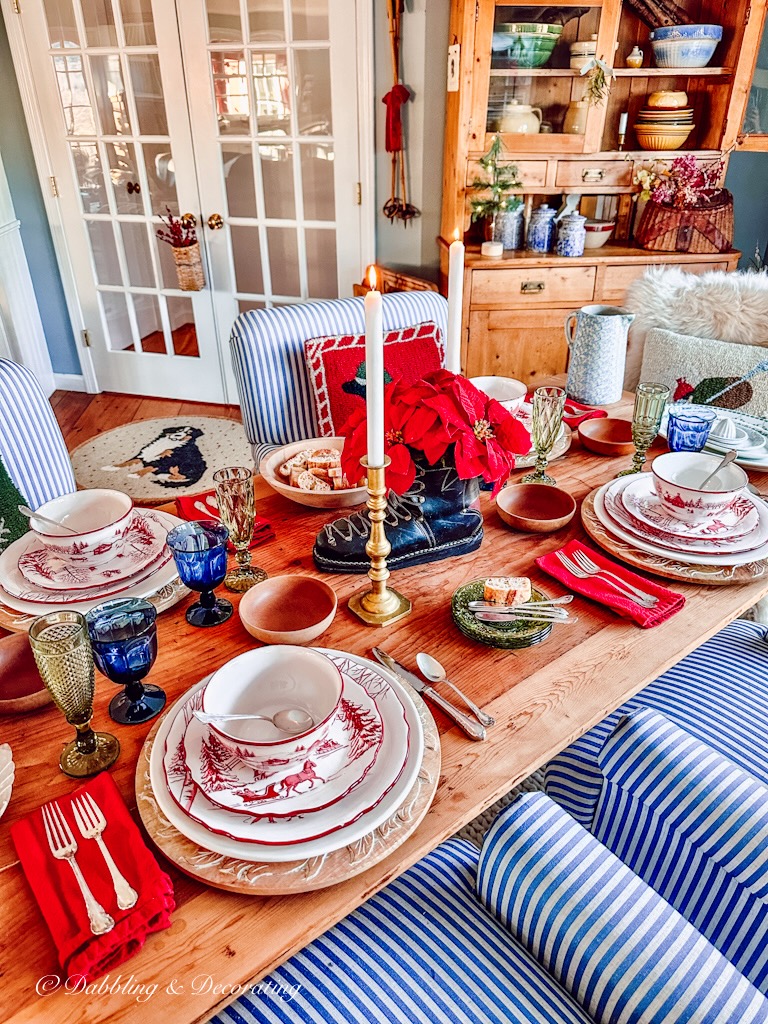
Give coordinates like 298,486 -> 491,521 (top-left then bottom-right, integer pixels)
0,359 -> 75,508
228,292 -> 449,465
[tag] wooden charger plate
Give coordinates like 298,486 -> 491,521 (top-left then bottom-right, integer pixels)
135,676 -> 441,895
581,487 -> 768,586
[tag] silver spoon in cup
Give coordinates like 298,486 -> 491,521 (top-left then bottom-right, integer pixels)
194,708 -> 315,735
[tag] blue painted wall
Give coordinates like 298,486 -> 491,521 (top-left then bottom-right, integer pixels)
725,152 -> 768,269
0,13 -> 80,376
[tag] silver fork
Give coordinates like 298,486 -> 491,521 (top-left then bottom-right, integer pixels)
72,793 -> 138,910
42,802 -> 115,935
556,551 -> 656,609
571,549 -> 658,607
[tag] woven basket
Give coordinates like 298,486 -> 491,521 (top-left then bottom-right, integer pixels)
172,242 -> 205,291
635,190 -> 734,254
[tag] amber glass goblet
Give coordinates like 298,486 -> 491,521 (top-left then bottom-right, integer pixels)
521,386 -> 567,486
617,382 -> 671,476
29,611 -> 120,778
213,466 -> 267,592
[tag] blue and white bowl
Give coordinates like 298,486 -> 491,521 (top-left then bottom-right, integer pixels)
650,24 -> 722,68
651,23 -> 723,41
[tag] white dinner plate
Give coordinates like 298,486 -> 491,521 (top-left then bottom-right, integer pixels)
149,650 -> 424,862
594,482 -> 768,566
621,475 -> 762,543
0,510 -> 183,614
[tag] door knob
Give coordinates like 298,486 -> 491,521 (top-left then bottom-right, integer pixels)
207,213 -> 224,230
126,181 -> 141,195
180,212 -> 197,229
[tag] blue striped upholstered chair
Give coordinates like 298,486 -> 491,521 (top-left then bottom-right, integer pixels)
228,292 -> 449,465
0,359 -> 75,508
212,791 -> 768,1024
545,618 -> 768,993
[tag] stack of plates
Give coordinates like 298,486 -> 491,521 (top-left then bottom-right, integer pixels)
661,405 -> 768,471
0,508 -> 184,618
635,105 -> 695,150
147,650 -> 425,863
590,475 -> 768,568
452,580 -> 553,649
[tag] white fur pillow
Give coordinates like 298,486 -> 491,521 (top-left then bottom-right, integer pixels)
624,267 -> 768,390
640,328 -> 768,418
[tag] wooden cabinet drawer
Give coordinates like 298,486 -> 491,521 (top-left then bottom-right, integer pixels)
466,309 -> 568,386
600,261 -> 729,302
471,265 -> 596,307
465,159 -> 548,188
555,160 -> 633,188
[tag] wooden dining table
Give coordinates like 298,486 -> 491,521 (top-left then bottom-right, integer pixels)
2,391 -> 768,1024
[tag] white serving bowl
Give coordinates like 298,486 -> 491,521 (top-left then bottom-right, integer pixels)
469,375 -> 527,414
259,437 -> 368,509
29,489 -> 134,567
202,646 -> 343,772
651,451 -> 748,525
583,220 -> 616,248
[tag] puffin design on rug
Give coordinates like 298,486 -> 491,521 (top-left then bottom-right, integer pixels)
103,425 -> 207,487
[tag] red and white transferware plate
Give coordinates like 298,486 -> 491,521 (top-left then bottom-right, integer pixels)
621,475 -> 760,541
605,478 -> 768,555
184,682 -> 384,818
16,511 -> 169,592
160,651 -> 416,851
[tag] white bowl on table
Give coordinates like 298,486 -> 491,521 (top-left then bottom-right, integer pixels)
469,376 -> 527,414
651,451 -> 748,525
29,489 -> 134,567
201,646 -> 343,772
259,437 -> 368,509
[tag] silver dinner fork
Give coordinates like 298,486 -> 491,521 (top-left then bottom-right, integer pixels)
72,793 -> 138,910
556,551 -> 656,609
42,801 -> 115,935
571,549 -> 658,606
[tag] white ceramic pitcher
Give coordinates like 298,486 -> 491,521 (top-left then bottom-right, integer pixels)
565,305 -> 635,406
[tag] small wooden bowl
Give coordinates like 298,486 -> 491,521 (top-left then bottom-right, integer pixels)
239,574 -> 338,645
578,417 -> 635,456
495,484 -> 577,533
0,633 -> 52,715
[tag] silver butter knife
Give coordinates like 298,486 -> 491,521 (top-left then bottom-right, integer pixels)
372,648 -> 487,741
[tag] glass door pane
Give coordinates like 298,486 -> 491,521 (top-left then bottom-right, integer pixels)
743,22 -> 768,138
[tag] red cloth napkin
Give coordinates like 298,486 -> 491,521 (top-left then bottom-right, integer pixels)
526,393 -> 608,430
536,539 -> 686,628
175,490 -> 274,550
11,772 -> 174,985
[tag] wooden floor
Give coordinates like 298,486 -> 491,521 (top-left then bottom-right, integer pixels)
51,390 -> 242,450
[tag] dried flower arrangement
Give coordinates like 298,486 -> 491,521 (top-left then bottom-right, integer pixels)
155,208 -> 198,248
580,57 -> 613,106
650,155 -> 725,209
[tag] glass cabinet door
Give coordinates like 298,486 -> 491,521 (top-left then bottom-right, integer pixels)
740,17 -> 768,147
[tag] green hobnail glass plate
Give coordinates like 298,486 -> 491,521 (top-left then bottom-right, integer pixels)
451,580 -> 554,649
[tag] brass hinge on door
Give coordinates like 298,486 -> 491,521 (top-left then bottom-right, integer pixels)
12,1 -> 20,13
49,176 -> 59,198
744,1 -> 752,26
355,182 -> 362,205
82,329 -> 91,349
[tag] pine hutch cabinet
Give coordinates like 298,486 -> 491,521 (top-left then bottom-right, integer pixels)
439,0 -> 768,384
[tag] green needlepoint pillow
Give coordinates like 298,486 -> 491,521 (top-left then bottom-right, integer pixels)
0,456 -> 30,554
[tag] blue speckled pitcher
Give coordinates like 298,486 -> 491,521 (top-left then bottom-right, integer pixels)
565,305 -> 634,406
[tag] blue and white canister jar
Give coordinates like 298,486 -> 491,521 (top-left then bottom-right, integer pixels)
555,213 -> 587,257
493,205 -> 525,250
526,205 -> 556,253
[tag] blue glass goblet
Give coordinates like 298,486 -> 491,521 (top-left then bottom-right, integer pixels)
86,599 -> 165,725
166,520 -> 233,628
667,404 -> 717,452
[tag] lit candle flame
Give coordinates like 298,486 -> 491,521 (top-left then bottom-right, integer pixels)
367,265 -> 378,291
453,229 -> 460,242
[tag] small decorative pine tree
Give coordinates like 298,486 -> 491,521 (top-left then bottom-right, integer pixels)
469,134 -> 522,227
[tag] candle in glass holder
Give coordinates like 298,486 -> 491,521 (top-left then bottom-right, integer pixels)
364,266 -> 385,467
446,230 -> 464,373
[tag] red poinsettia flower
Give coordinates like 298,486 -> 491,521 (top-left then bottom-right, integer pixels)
339,383 -> 419,494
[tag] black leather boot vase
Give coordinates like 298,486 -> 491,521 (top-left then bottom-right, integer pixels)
313,453 -> 483,573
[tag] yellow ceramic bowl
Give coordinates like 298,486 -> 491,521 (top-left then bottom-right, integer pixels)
647,90 -> 688,108
634,125 -> 693,150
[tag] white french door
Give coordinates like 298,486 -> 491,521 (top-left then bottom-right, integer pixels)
11,0 -> 369,402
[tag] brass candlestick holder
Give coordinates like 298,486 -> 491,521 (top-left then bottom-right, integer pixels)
348,457 -> 412,626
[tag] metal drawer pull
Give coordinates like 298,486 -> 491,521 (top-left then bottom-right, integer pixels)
581,168 -> 605,183
521,281 -> 545,294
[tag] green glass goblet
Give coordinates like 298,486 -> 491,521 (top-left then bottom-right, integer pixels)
213,466 -> 268,593
617,382 -> 671,477
29,610 -> 120,778
521,386 -> 567,486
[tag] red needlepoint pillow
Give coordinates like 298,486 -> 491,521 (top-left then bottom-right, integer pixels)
304,321 -> 445,437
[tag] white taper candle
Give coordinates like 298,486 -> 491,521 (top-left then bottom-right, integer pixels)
364,266 -> 385,467
446,231 -> 465,374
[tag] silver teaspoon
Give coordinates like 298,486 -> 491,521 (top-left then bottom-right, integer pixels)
416,652 -> 495,728
194,708 -> 314,735
699,449 -> 738,491
19,505 -> 79,535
